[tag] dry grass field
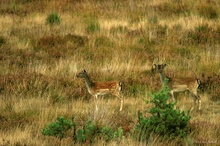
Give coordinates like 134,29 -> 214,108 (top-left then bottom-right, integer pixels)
0,0 -> 220,145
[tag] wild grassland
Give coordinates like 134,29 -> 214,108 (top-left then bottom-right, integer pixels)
0,0 -> 220,145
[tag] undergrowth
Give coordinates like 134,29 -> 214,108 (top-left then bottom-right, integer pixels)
42,84 -> 191,144
135,84 -> 191,143
42,116 -> 123,144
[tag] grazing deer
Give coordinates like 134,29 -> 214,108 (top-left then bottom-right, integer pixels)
153,64 -> 201,110
76,70 -> 123,111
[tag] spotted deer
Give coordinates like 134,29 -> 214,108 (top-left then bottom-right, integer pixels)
154,64 -> 201,110
76,70 -> 123,111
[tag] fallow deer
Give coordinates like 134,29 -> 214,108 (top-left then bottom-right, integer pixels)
154,64 -> 201,110
76,70 -> 123,111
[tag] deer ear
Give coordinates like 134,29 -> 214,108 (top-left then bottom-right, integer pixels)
83,70 -> 86,73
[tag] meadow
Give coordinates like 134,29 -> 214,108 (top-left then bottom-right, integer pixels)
0,0 -> 220,145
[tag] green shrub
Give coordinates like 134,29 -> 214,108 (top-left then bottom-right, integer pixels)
46,13 -> 61,25
42,116 -> 74,140
135,84 -> 191,142
100,126 -> 123,142
42,117 -> 123,144
76,120 -> 123,143
76,120 -> 98,143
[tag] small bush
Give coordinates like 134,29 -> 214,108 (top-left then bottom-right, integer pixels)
46,13 -> 61,25
76,120 -> 123,143
135,84 -> 191,142
42,116 -> 74,140
42,117 -> 123,144
76,120 -> 97,143
101,126 -> 123,142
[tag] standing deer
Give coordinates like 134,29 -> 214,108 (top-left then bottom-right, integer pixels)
153,64 -> 201,110
76,70 -> 123,111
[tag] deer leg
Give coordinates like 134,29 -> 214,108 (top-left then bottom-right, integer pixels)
115,93 -> 123,111
94,95 -> 98,111
170,90 -> 176,102
119,96 -> 123,111
190,91 -> 201,111
170,90 -> 177,109
197,95 -> 201,110
195,91 -> 201,110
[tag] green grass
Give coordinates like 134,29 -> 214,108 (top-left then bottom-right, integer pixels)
0,0 -> 220,145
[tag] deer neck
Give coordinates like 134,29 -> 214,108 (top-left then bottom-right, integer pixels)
83,75 -> 95,89
159,71 -> 167,84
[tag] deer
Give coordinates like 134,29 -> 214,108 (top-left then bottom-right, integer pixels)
153,64 -> 201,110
76,70 -> 123,111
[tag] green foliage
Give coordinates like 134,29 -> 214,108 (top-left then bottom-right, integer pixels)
76,120 -> 98,143
100,126 -> 123,142
135,84 -> 191,142
42,116 -> 74,140
76,120 -> 123,143
46,12 -> 61,25
42,117 -> 123,143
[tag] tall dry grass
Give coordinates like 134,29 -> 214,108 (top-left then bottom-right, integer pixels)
0,0 -> 220,145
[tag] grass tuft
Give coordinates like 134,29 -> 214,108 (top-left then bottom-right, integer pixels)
46,12 -> 61,25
